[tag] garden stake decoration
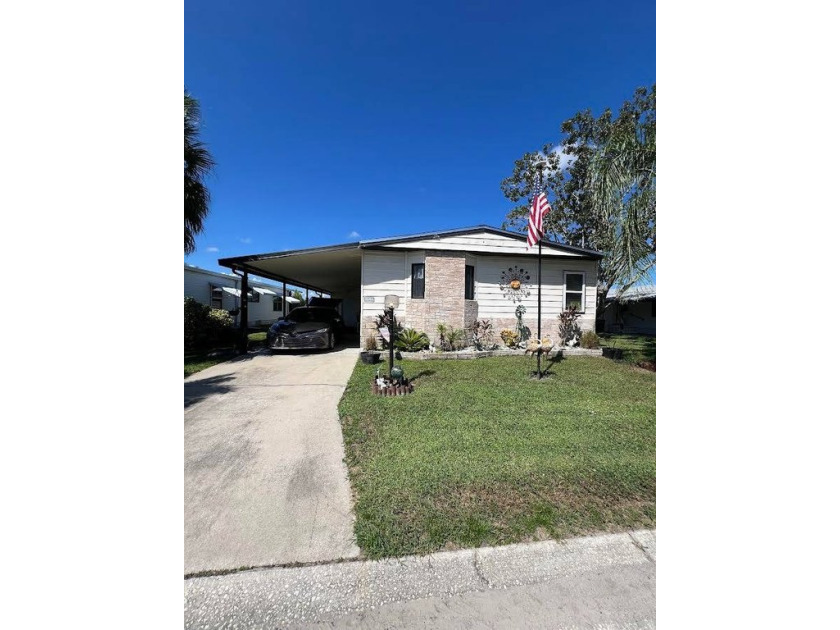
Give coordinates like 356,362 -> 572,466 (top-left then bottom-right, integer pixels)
515,304 -> 530,346
370,295 -> 414,396
383,295 -> 405,377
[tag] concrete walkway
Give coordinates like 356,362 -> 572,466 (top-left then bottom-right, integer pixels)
184,529 -> 656,629
184,347 -> 361,575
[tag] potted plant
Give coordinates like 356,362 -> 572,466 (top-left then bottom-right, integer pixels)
360,333 -> 381,364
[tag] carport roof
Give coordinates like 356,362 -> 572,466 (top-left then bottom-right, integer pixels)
217,225 -> 603,293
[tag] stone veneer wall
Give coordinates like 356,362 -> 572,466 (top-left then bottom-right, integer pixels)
464,300 -> 478,330
405,251 -> 470,334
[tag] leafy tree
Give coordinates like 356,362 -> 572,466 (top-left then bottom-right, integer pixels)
501,85 -> 655,312
291,289 -> 304,303
184,90 -> 215,254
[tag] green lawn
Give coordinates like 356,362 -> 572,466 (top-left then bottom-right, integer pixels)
338,356 -> 655,559
599,333 -> 656,364
184,354 -> 229,378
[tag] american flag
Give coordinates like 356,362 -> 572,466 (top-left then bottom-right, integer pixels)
527,190 -> 551,248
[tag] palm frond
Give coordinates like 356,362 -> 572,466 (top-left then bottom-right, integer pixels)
184,90 -> 215,254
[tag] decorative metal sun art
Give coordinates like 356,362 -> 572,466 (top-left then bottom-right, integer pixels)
499,266 -> 532,302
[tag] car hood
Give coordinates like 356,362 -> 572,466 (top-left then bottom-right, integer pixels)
270,320 -> 330,335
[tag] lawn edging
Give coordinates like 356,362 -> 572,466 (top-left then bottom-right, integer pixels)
398,347 -> 603,360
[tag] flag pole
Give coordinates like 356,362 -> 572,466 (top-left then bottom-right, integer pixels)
529,165 -> 549,380
537,236 -> 542,379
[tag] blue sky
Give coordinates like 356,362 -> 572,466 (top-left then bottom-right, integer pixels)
184,1 -> 655,275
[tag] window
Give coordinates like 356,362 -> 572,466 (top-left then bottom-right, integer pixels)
247,289 -> 259,303
273,297 -> 284,312
564,272 -> 585,311
411,263 -> 425,299
210,285 -> 223,309
465,265 -> 475,300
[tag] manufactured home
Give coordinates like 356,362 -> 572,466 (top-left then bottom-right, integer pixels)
218,226 -> 602,346
184,264 -> 301,326
603,285 -> 656,335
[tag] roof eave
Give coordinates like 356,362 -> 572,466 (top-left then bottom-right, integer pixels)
218,242 -> 361,267
360,224 -> 603,259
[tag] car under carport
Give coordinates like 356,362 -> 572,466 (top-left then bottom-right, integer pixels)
219,244 -> 363,351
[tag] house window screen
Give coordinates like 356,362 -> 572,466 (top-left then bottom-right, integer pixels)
210,285 -> 223,309
411,263 -> 425,299
564,272 -> 584,311
465,265 -> 475,300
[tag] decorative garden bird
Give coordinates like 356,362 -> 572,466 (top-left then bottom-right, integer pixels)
524,337 -> 554,356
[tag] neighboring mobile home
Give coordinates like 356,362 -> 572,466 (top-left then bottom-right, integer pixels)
184,264 -> 301,326
218,226 -> 603,346
603,285 -> 656,335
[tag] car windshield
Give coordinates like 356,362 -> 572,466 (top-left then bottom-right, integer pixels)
286,308 -> 335,323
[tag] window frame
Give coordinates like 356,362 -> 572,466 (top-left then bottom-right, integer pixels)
563,271 -> 586,312
210,285 -> 223,309
465,265 -> 475,300
272,296 -> 284,312
411,263 -> 425,299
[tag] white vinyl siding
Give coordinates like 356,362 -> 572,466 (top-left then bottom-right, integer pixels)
473,256 -> 597,331
359,251 -> 598,335
378,230 -> 586,257
360,250 -> 411,322
184,266 -> 291,326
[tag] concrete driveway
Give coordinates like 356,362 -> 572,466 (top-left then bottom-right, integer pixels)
184,347 -> 361,575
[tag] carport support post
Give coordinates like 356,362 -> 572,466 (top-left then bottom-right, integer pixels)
238,271 -> 249,354
282,281 -> 287,316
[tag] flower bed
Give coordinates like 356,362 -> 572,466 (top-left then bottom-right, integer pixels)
397,347 -> 604,360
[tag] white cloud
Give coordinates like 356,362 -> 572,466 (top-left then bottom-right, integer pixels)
348,231 -> 361,238
239,237 -> 252,244
550,145 -> 577,172
205,246 -> 219,253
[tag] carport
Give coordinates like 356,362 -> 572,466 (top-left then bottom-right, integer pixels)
219,244 -> 363,350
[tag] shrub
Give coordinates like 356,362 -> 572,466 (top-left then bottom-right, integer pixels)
364,334 -> 378,351
435,323 -> 468,351
208,308 -> 233,329
471,319 -> 497,350
375,309 -> 404,347
499,328 -> 518,348
208,308 -> 236,346
185,297 -> 210,350
185,297 -> 235,351
447,327 -> 467,351
395,328 -> 430,352
436,322 -> 448,349
557,306 -> 583,347
580,330 -> 600,349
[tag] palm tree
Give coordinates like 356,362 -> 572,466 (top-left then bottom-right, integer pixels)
587,85 -> 656,308
587,86 -> 656,302
184,91 -> 215,254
